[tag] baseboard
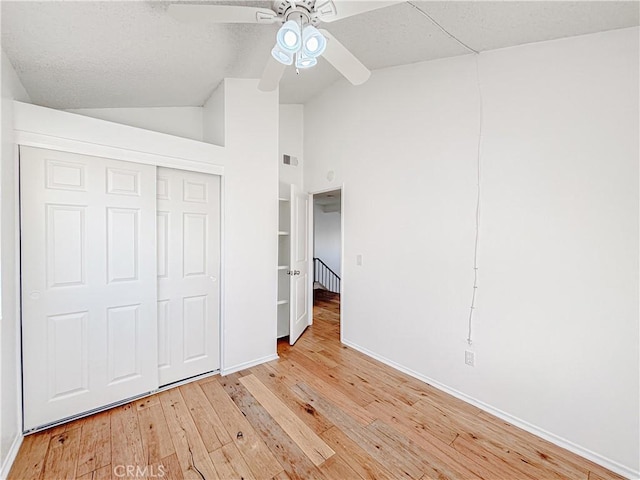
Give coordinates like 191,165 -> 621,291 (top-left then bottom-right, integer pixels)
341,339 -> 639,480
0,433 -> 23,480
221,353 -> 279,376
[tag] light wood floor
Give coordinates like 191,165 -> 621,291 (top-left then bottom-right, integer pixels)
10,292 -> 625,480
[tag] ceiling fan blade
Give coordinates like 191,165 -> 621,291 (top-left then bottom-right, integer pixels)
167,4 -> 278,24
315,0 -> 401,22
258,57 -> 287,92
319,29 -> 370,86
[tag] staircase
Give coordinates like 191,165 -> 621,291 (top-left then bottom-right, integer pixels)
313,257 -> 340,294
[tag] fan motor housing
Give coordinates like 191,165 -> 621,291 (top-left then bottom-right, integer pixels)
274,0 -> 321,25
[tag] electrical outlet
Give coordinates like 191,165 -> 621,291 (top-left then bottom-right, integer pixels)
465,350 -> 475,367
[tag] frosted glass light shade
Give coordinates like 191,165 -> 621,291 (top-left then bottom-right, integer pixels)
302,26 -> 326,58
272,44 -> 294,65
276,20 -> 301,52
295,52 -> 317,69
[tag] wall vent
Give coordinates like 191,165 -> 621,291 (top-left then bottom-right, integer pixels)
283,154 -> 298,166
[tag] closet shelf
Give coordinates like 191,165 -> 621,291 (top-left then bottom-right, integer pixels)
277,300 -> 289,305
278,231 -> 290,236
278,265 -> 288,270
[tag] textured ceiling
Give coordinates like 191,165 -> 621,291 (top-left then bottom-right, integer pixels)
2,1 -> 638,108
315,189 -> 341,212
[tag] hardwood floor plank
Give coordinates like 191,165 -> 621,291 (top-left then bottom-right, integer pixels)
369,419 -> 483,480
159,388 -> 219,480
285,348 -> 378,407
417,398 -> 589,480
588,471 -> 626,480
220,374 -> 325,480
320,427 -> 396,480
365,399 -> 505,480
199,377 -> 284,479
271,471 -> 292,480
156,454 -> 185,480
75,470 -> 92,480
318,454 -> 363,480
293,341 -> 339,369
135,396 -> 161,411
47,422 -> 76,438
179,382 -> 231,452
402,380 -> 483,417
365,396 -> 457,445
239,373 -> 335,466
267,357 -> 375,425
451,432 -> 542,480
209,443 -> 256,480
315,345 -> 424,407
586,467 -> 627,480
90,464 -> 113,480
137,403 -> 175,465
7,432 -> 51,480
110,404 -> 146,474
250,364 -> 335,435
291,382 -> 422,480
40,428 -> 81,480
76,411 -> 111,478
476,411 -> 627,480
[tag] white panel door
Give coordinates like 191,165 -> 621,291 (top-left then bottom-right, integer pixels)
289,184 -> 310,345
20,146 -> 158,430
157,167 -> 220,386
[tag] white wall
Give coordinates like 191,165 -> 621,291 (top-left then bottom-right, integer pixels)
313,203 -> 341,278
203,83 -> 225,146
213,79 -> 279,372
0,50 -> 31,477
279,104 -> 304,189
303,27 -> 639,476
67,106 -> 204,141
276,105 -> 304,337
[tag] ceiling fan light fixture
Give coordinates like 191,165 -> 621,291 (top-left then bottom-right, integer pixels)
295,52 -> 317,69
271,45 -> 294,65
276,20 -> 302,52
302,25 -> 326,58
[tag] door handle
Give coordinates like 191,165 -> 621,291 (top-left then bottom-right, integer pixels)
286,270 -> 301,276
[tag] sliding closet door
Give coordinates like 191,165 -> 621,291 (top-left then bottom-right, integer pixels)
20,146 -> 158,430
157,167 -> 220,386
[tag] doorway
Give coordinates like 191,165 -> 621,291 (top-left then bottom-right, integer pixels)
311,189 -> 342,339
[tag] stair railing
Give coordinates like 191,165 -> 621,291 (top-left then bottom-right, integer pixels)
313,257 -> 341,294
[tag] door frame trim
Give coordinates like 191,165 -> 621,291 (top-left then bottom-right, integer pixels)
308,184 -> 344,343
13,102 -> 225,175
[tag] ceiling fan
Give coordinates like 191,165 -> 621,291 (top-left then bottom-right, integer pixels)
168,0 -> 398,91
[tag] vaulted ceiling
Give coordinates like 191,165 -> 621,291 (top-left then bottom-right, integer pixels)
2,1 -> 638,108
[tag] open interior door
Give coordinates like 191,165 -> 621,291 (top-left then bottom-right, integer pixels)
289,184 -> 309,345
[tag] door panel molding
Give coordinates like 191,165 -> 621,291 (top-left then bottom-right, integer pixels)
289,184 -> 310,345
21,146 -> 158,431
157,167 -> 221,386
